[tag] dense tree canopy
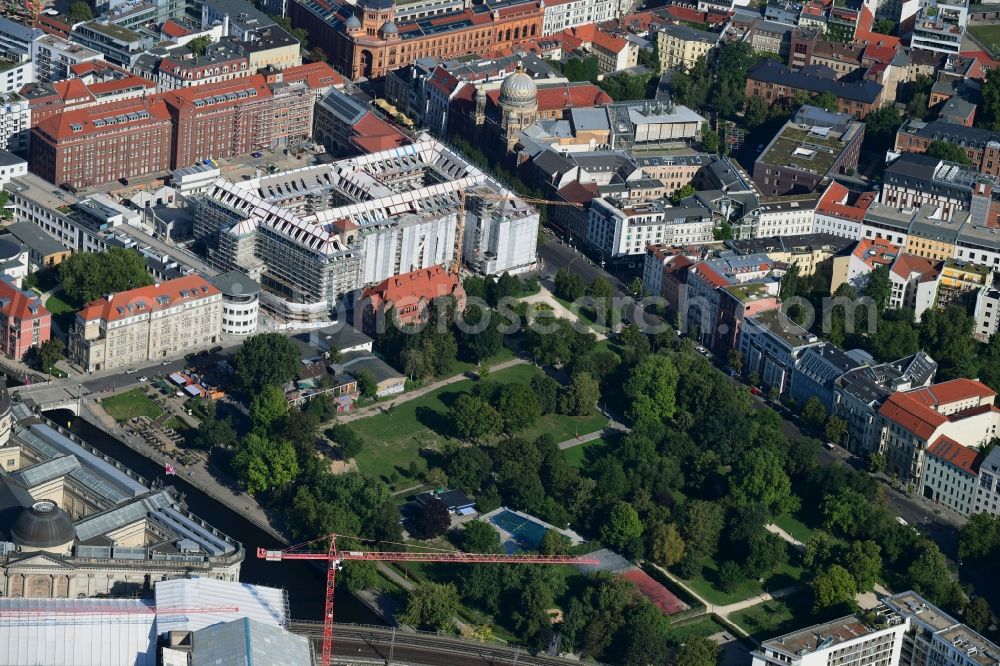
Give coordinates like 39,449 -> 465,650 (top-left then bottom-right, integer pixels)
233,333 -> 301,393
59,248 -> 153,304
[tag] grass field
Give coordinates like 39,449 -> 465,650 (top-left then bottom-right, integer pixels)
351,363 -> 609,485
681,550 -> 805,606
669,616 -> 728,641
101,389 -> 163,422
772,510 -> 820,544
563,435 -> 618,468
969,24 -> 1000,58
44,293 -> 77,335
729,592 -> 841,642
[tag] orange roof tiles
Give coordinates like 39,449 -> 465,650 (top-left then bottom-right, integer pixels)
817,182 -> 876,222
927,435 -> 981,475
77,275 -> 220,324
363,266 -> 460,307
890,253 -> 942,283
906,378 -> 996,409
349,112 -> 411,153
0,279 -> 49,324
592,29 -> 629,54
879,392 -> 948,440
282,61 -> 346,89
161,19 -> 192,38
486,82 -> 612,111
35,96 -> 172,141
852,237 -> 900,269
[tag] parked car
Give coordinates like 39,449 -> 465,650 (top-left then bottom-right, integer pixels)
138,376 -> 148,383
749,386 -> 762,396
161,360 -> 171,366
125,368 -> 137,374
824,441 -> 836,451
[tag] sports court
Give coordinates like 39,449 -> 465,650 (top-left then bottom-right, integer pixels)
480,507 -> 585,554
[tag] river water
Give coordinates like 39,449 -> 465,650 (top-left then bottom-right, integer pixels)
46,410 -> 382,624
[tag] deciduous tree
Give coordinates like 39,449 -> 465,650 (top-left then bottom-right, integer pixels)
59,248 -> 152,304
234,333 -> 301,393
811,564 -> 857,613
400,582 -> 459,630
624,354 -> 679,424
232,433 -> 299,495
600,501 -> 643,555
450,394 -> 502,442
411,498 -> 450,539
648,522 -> 686,567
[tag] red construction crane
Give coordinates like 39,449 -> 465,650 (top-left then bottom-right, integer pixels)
259,533 -> 600,666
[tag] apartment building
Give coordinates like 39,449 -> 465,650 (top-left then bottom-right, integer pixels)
30,34 -> 102,85
882,153 -> 999,225
831,237 -> 900,293
0,277 -> 51,360
974,446 -> 1000,516
69,275 -> 223,372
974,274 -> 1000,340
69,22 -> 146,68
756,592 -> 1000,666
815,182 -> 875,240
909,0 -> 969,55
744,58 -> 884,118
895,120 -> 1000,179
832,352 -> 938,453
657,24 -> 717,72
740,308 -> 825,396
877,378 -> 997,486
888,252 -> 943,321
923,435 -> 979,515
542,0 -> 616,34
592,30 -> 636,74
752,611 -> 907,666
752,194 -> 821,237
587,197 -> 715,261
0,93 -> 30,155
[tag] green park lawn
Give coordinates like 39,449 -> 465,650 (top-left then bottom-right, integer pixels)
668,616 -> 728,641
680,551 -> 805,606
563,435 -> 618,469
969,24 -> 1000,58
350,363 -> 609,485
101,389 -> 163,422
729,592 -> 842,642
772,510 -> 820,544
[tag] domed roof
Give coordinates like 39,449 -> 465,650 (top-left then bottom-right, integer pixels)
345,14 -> 361,29
11,500 -> 76,549
499,67 -> 537,107
0,237 -> 22,262
380,20 -> 398,35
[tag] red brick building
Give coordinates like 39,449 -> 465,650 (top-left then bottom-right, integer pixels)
895,119 -> 1000,178
0,278 -> 51,361
22,62 -> 156,128
30,96 -> 174,190
29,62 -> 337,189
744,59 -> 884,119
291,0 -> 543,81
360,266 -> 466,337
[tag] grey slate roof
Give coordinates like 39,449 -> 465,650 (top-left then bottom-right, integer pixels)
748,59 -> 883,104
190,617 -> 311,666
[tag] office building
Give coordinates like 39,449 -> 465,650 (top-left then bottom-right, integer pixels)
69,22 -> 146,67
0,277 -> 49,360
587,197 -> 715,261
753,106 -> 865,196
211,270 -> 260,335
0,93 -> 29,155
882,153 -> 1000,226
69,275 -> 223,372
740,308 -> 825,396
291,0 -> 544,81
542,0 -> 617,35
193,138 -> 539,321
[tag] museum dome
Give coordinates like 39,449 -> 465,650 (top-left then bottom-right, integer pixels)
380,20 -> 398,35
345,14 -> 361,30
11,500 -> 76,549
499,67 -> 537,108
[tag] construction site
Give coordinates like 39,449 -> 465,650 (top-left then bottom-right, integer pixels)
192,138 -> 540,323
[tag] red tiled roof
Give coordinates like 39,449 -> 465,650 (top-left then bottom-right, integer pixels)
77,275 -> 220,324
160,75 -> 272,109
592,29 -> 628,54
486,81 -> 612,112
161,20 -> 192,38
691,262 -> 728,288
363,266 -> 460,307
0,279 -> 49,323
852,237 -> 900,269
282,61 -> 346,89
349,112 -> 410,153
906,378 -> 996,409
52,79 -> 95,105
35,96 -> 172,141
890,253 -> 941,283
558,180 -> 599,204
879,392 -> 948,440
927,435 -> 981,475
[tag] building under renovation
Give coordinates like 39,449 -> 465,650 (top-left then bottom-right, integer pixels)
193,138 -> 539,321
0,392 -> 243,600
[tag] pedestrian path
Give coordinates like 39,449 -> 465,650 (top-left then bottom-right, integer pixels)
765,523 -> 805,549
335,358 -> 526,424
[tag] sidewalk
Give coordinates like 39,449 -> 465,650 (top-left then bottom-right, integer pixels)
334,357 -> 527,424
519,288 -> 608,340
